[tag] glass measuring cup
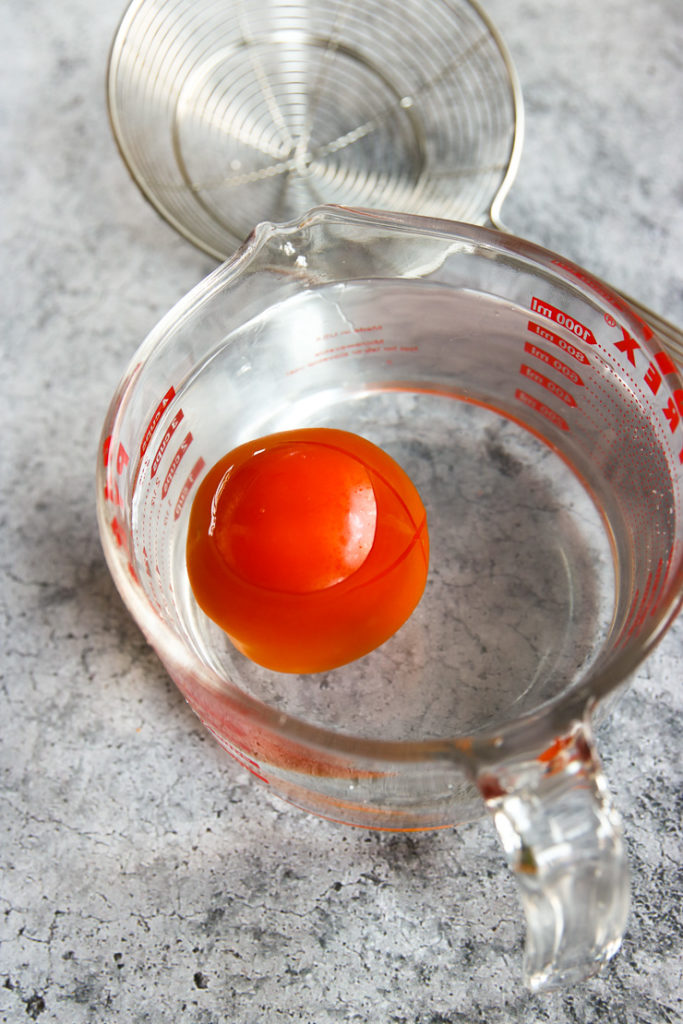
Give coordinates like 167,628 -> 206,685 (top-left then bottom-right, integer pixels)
96,206 -> 683,990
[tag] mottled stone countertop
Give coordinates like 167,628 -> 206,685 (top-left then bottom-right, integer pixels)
2,1 -> 681,1022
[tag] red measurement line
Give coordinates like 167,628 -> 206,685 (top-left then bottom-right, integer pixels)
523,340 -> 585,387
140,386 -> 175,458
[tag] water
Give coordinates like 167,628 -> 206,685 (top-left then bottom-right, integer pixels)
132,282 -> 619,742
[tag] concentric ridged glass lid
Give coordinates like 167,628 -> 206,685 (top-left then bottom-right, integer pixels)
107,0 -> 523,259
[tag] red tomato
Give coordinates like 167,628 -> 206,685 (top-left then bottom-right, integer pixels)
186,428 -> 429,673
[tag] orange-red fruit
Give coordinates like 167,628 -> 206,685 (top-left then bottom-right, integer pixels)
186,428 -> 429,673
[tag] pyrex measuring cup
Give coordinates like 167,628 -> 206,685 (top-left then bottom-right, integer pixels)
96,206 -> 683,990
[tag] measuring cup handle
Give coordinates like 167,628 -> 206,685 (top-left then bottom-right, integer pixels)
477,717 -> 630,991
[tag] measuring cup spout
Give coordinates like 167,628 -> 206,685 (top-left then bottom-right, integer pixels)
476,716 -> 629,991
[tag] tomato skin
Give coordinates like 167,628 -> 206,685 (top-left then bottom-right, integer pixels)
211,438 -> 377,593
186,428 -> 429,673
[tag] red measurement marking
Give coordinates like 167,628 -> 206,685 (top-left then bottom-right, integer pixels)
286,332 -> 389,376
104,478 -> 123,508
140,386 -> 175,458
103,437 -> 131,509
658,545 -> 676,604
536,732 -> 591,776
151,409 -> 184,479
316,325 -> 382,343
663,389 -> 683,434
644,351 -> 678,396
520,363 -> 577,407
614,327 -> 641,367
314,326 -> 384,356
618,545 -> 675,647
551,259 -> 654,341
619,588 -> 640,645
174,457 -> 206,521
142,545 -> 152,580
530,297 -> 597,345
527,320 -> 591,365
110,515 -> 128,551
648,557 -> 666,619
116,443 -> 129,475
538,735 -> 573,764
627,568 -> 656,639
515,389 -> 569,431
162,432 -> 193,499
523,341 -> 585,386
